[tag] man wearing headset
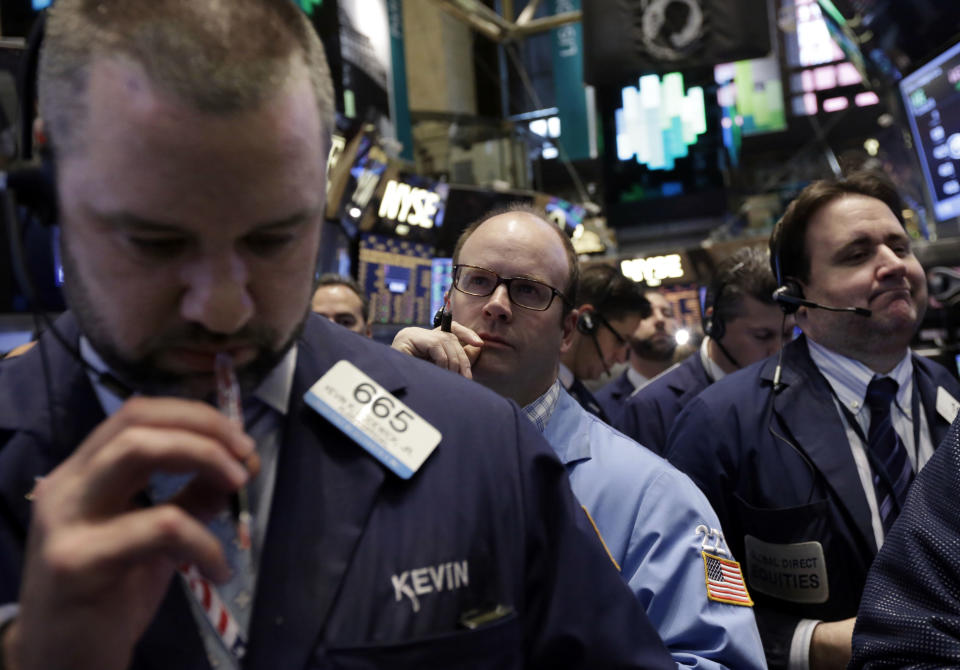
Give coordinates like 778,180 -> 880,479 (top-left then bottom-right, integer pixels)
664,172 -> 960,670
616,247 -> 790,455
557,265 -> 651,423
391,205 -> 767,670
0,2 -> 682,669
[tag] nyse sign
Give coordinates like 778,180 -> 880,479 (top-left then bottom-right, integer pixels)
621,254 -> 685,287
378,180 -> 441,229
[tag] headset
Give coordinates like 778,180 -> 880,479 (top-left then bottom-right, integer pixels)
771,240 -> 871,318
575,267 -> 618,376
575,265 -> 618,335
703,260 -> 745,370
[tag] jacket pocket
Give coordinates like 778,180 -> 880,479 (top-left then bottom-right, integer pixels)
320,613 -> 522,670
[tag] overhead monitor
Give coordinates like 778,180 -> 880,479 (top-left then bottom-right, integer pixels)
899,36 -> 960,222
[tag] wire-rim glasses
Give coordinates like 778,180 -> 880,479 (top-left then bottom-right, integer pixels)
452,265 -> 569,311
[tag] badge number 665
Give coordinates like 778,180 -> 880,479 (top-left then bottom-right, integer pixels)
353,382 -> 412,433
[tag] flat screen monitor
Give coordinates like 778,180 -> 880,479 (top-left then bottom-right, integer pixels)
898,36 -> 960,222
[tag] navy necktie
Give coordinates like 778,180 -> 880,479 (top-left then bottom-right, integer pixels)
865,377 -> 914,532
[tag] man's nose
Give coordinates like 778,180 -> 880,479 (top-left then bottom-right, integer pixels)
482,283 -> 513,321
877,245 -> 908,279
179,252 -> 255,334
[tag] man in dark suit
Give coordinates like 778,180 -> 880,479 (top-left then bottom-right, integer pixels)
617,247 -> 788,454
850,413 -> 960,668
595,289 -> 679,423
665,172 -> 960,669
0,2 -> 676,669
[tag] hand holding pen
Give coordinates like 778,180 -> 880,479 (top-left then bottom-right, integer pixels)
215,352 -> 253,553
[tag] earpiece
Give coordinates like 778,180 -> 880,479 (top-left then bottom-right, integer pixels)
773,279 -> 806,315
703,312 -> 724,340
576,310 -> 597,334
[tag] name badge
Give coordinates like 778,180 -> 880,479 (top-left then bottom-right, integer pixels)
305,360 -> 441,479
743,535 -> 829,604
937,386 -> 960,424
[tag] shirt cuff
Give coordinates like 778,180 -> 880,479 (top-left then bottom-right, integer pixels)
788,618 -> 821,670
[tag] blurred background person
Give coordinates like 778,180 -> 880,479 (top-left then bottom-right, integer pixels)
617,246 -> 789,453
311,273 -> 372,337
559,264 -> 650,422
596,289 -> 679,423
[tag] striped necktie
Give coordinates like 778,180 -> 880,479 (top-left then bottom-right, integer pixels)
865,377 -> 914,532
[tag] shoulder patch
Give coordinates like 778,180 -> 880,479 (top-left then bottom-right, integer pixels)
702,552 -> 753,606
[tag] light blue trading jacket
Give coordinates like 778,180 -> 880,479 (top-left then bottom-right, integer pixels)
543,387 -> 767,670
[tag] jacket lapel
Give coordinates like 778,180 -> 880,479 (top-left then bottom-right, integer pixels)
764,338 -> 877,552
670,354 -> 711,405
244,319 -> 401,670
613,371 -> 634,401
915,356 -> 953,448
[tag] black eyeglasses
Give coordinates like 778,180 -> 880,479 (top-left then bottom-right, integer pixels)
595,313 -> 628,345
453,265 -> 569,311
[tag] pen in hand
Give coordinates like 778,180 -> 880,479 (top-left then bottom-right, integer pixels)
215,352 -> 253,552
440,292 -> 452,333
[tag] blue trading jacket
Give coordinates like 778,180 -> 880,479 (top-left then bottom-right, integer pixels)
0,313 -> 675,670
594,368 -> 636,426
617,353 -> 712,456
545,388 -> 767,670
665,335 -> 960,669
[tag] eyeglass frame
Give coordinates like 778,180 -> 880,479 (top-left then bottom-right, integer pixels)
593,312 -> 628,345
451,264 -> 572,312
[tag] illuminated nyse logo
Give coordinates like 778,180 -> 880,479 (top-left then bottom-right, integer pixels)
378,180 -> 441,229
621,254 -> 684,287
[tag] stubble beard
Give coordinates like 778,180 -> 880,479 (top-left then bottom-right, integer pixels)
61,239 -> 307,399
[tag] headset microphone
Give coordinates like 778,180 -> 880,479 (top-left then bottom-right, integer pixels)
772,286 -> 872,317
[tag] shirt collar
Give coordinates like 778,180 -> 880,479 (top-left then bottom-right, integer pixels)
557,362 -> 574,390
806,337 -> 914,417
626,365 -> 649,390
522,378 -> 563,433
80,336 -> 296,417
700,336 -> 726,383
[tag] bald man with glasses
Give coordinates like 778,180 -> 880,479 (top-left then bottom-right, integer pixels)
392,206 -> 766,670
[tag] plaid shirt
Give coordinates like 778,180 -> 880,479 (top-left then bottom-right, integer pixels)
522,378 -> 563,433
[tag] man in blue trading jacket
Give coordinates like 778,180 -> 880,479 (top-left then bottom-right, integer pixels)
665,171 -> 960,670
595,289 -> 680,423
617,247 -> 789,455
0,3 -> 677,669
392,205 -> 767,670
849,413 -> 960,668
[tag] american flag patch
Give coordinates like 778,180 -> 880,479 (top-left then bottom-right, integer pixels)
702,552 -> 753,606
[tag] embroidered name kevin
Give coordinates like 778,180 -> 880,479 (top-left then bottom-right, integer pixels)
391,560 -> 469,612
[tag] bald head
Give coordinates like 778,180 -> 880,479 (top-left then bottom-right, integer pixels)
454,205 -> 579,309
449,208 -> 579,406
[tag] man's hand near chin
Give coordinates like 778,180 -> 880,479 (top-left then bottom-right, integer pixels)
391,321 -> 483,379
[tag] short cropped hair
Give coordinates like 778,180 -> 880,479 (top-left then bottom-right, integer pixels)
315,273 -> 370,321
705,247 -> 778,323
39,0 -> 334,159
769,170 -> 905,284
578,265 -> 649,320
452,203 -> 580,311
